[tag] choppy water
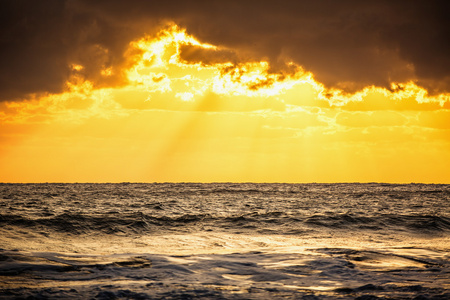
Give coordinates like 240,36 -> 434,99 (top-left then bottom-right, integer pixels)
0,183 -> 449,299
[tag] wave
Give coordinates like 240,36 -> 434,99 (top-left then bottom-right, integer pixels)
304,213 -> 450,232
0,212 -> 214,235
1,211 -> 449,236
1,247 -> 448,300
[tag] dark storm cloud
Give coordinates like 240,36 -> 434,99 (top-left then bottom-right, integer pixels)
175,0 -> 450,94
0,0 -> 69,100
1,0 -> 449,101
0,0 -> 161,101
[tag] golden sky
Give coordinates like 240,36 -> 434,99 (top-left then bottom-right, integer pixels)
1,1 -> 450,183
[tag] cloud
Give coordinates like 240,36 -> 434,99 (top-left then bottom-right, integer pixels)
112,88 -> 286,112
0,0 -> 70,100
415,110 -> 450,129
341,90 -> 447,111
336,111 -> 408,127
0,0 -> 161,101
175,1 -> 450,94
1,0 -> 449,101
179,45 -> 238,66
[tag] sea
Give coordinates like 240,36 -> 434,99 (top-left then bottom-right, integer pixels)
0,183 -> 449,299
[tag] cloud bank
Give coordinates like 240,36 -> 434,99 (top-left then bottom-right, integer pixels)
1,0 -> 449,101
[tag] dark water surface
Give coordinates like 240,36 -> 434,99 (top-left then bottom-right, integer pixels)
0,183 -> 449,299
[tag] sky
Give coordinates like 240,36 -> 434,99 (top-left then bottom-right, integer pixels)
0,0 -> 450,183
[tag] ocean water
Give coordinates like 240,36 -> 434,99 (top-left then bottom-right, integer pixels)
0,183 -> 449,299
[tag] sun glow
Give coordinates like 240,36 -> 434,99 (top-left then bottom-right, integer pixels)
124,25 -> 316,101
1,24 -> 450,183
